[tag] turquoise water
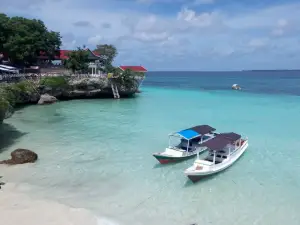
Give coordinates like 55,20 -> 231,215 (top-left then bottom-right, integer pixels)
1,86 -> 300,225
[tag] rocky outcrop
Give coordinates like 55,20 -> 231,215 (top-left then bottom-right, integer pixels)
0,149 -> 38,165
0,76 -> 142,123
37,94 -> 57,105
40,77 -> 139,99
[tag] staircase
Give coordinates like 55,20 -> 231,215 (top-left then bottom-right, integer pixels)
111,83 -> 120,99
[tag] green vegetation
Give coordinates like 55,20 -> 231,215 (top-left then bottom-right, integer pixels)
93,44 -> 117,73
114,69 -> 143,89
0,13 -> 61,66
39,76 -> 68,88
0,81 -> 38,122
63,47 -> 89,73
0,14 -> 145,122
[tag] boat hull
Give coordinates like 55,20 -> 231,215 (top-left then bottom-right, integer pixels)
153,153 -> 196,164
185,141 -> 248,182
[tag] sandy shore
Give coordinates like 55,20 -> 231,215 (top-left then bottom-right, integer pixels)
0,182 -> 100,225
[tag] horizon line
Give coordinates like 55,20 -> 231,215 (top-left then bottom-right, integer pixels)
146,69 -> 300,72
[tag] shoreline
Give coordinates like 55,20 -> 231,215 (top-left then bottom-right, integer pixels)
0,182 -> 118,225
0,76 -> 142,123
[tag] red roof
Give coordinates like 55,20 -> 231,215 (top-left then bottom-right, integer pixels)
119,66 -> 147,72
38,50 -> 71,60
92,51 -> 100,57
38,49 -> 100,60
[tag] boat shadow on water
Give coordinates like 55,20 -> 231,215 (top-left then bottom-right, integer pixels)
152,159 -> 192,169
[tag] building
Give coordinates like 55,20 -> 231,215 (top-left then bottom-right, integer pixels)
118,65 -> 148,90
37,49 -> 101,61
37,48 -> 101,74
118,66 -> 147,73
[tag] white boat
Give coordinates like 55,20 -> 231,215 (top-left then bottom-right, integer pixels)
184,132 -> 248,182
153,125 -> 217,164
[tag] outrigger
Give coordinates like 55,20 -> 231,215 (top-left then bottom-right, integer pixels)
153,125 -> 217,164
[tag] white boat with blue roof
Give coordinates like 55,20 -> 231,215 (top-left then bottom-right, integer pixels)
153,125 -> 217,164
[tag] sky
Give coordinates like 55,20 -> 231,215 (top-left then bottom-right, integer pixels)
1,0 -> 300,71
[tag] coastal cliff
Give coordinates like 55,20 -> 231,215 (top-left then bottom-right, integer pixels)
0,76 -> 140,123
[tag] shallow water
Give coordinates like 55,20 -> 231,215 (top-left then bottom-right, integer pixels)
1,73 -> 300,225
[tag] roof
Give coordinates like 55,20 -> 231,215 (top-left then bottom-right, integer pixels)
175,124 -> 216,140
119,66 -> 147,72
190,125 -> 216,135
0,65 -> 18,73
38,49 -> 100,60
200,132 -> 242,151
200,136 -> 232,151
177,129 -> 199,140
218,132 -> 241,142
38,50 -> 71,60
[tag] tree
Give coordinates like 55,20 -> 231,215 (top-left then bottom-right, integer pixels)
0,14 -> 61,66
63,47 -> 89,73
0,14 -> 9,53
93,44 -> 117,73
114,69 -> 141,89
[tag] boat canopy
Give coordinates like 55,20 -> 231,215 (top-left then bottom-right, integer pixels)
218,132 -> 241,142
173,125 -> 216,140
200,132 -> 241,151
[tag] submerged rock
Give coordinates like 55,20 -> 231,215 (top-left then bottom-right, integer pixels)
0,149 -> 38,165
38,94 -> 57,105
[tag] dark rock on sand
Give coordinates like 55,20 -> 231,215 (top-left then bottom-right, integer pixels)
0,149 -> 38,165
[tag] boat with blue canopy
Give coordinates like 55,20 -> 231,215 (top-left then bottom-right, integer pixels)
153,125 -> 217,164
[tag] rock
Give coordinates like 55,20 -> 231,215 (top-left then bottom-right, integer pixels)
232,84 -> 241,90
0,149 -> 38,165
29,93 -> 40,102
37,94 -> 57,105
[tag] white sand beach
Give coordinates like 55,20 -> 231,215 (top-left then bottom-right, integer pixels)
0,183 -> 100,225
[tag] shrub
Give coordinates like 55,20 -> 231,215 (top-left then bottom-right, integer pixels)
39,76 -> 68,88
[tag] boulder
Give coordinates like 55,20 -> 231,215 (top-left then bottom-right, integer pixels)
37,94 -> 57,105
0,149 -> 38,165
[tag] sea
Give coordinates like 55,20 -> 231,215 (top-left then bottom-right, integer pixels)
1,70 -> 300,225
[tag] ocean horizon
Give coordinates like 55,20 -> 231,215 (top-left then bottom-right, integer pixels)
1,71 -> 300,225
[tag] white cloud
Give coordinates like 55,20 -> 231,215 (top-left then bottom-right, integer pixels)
248,38 -> 268,48
87,35 -> 103,45
177,8 -> 216,27
271,19 -> 289,36
2,0 -> 300,70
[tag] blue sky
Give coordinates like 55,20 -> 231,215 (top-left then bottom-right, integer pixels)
2,0 -> 300,71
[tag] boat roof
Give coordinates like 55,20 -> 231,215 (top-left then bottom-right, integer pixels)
218,132 -> 241,142
200,132 -> 241,151
174,125 -> 216,140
